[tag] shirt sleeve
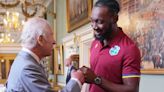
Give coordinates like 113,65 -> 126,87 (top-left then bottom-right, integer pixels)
61,79 -> 81,92
122,44 -> 141,78
70,78 -> 82,89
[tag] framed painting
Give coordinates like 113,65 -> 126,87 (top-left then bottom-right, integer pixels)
54,45 -> 64,75
0,54 -> 16,84
117,0 -> 164,74
66,0 -> 93,32
71,54 -> 79,69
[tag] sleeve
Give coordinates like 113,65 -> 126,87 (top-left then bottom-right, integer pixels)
122,45 -> 141,78
20,65 -> 55,92
61,79 -> 81,92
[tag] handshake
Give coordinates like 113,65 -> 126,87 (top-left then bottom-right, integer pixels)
71,66 -> 99,85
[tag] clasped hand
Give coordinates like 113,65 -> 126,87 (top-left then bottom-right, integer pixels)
71,66 -> 97,84
79,66 -> 97,84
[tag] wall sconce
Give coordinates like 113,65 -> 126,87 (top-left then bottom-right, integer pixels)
69,33 -> 80,54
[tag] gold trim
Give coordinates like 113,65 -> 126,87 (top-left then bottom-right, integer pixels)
141,69 -> 164,75
21,3 -> 37,18
54,45 -> 64,75
66,0 -> 93,32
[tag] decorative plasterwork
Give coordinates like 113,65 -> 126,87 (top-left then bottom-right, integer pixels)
0,44 -> 21,53
0,0 -> 56,18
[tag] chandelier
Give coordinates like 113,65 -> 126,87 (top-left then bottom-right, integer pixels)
0,0 -> 55,44
0,33 -> 15,44
0,11 -> 24,44
3,11 -> 24,31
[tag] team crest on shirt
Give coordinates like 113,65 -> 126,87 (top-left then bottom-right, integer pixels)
109,45 -> 120,56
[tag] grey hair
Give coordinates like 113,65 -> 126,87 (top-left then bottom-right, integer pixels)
20,17 -> 50,49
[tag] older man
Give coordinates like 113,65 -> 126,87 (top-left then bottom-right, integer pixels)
6,17 -> 84,92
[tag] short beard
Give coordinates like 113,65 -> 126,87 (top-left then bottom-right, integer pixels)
94,34 -> 105,42
94,28 -> 113,42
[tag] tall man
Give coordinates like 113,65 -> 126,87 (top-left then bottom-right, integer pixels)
81,0 -> 141,92
6,17 -> 84,92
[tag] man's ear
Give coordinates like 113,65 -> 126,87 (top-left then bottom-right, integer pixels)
37,35 -> 44,46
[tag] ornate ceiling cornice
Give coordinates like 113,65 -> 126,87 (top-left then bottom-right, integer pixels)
0,0 -> 20,8
21,3 -> 37,18
0,0 -> 55,18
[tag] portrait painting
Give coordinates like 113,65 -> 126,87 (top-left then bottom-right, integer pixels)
66,0 -> 92,32
117,0 -> 164,74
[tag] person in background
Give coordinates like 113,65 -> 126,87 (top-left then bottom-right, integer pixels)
80,0 -> 141,92
6,17 -> 84,92
65,54 -> 79,84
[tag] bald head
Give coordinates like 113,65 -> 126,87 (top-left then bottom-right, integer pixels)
21,17 -> 52,49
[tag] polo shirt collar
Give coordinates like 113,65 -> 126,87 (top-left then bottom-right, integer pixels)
106,27 -> 125,47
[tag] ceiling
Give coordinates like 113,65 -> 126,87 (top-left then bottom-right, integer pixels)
0,0 -> 52,18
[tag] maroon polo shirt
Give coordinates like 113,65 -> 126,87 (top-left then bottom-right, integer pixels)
90,29 -> 141,92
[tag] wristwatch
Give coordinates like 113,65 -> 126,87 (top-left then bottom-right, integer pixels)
94,76 -> 102,85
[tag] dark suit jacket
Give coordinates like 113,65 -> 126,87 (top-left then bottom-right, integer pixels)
66,66 -> 76,84
6,50 -> 80,92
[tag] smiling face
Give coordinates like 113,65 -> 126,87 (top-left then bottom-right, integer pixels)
90,6 -> 115,41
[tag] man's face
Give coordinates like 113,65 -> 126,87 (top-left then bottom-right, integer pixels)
65,58 -> 71,67
42,27 -> 56,57
90,6 -> 114,41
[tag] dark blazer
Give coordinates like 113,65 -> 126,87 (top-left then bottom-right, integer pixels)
6,50 -> 80,92
66,66 -> 76,84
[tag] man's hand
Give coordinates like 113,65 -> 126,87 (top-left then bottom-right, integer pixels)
80,66 -> 97,83
71,70 -> 85,84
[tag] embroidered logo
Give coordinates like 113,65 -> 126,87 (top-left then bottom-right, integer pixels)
109,45 -> 120,56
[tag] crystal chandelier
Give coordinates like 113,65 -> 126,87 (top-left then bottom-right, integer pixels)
0,0 -> 55,44
0,33 -> 15,44
3,11 -> 24,31
0,11 -> 24,44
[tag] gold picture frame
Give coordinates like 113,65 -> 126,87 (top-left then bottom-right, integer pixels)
116,0 -> 164,74
141,69 -> 164,75
66,0 -> 93,32
0,54 -> 16,84
54,45 -> 64,75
